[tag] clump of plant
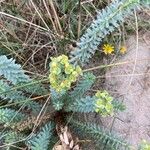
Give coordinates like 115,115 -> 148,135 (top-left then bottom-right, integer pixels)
0,54 -> 128,150
0,0 -> 146,150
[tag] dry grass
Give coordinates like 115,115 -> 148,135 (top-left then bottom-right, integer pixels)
0,0 -> 149,149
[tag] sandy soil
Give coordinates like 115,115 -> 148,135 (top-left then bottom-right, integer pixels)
101,32 -> 150,148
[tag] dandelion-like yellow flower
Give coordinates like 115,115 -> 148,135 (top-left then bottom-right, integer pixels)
120,46 -> 127,54
49,55 -> 82,92
102,44 -> 114,55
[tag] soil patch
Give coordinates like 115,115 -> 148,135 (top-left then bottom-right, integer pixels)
101,32 -> 150,148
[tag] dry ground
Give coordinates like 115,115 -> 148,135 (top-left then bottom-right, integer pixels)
100,32 -> 150,148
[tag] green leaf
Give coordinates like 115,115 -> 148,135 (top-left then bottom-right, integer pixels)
18,80 -> 49,96
50,88 -> 66,110
70,0 -> 140,65
70,73 -> 96,100
112,100 -> 126,112
0,131 -> 24,149
0,108 -> 25,125
0,80 -> 41,112
27,121 -> 54,150
65,96 -> 95,113
0,55 -> 29,84
70,119 -> 130,150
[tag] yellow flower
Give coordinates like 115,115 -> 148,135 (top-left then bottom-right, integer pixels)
49,55 -> 82,92
120,46 -> 127,54
49,74 -> 56,83
105,103 -> 113,113
94,90 -> 114,117
60,81 -> 66,89
51,67 -> 61,75
102,44 -> 114,55
64,80 -> 71,88
60,55 -> 68,64
65,65 -> 74,74
95,100 -> 105,109
69,71 -> 78,82
51,62 -> 57,68
57,55 -> 63,61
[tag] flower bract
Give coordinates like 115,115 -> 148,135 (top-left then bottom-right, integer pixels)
49,55 -> 82,92
94,90 -> 114,117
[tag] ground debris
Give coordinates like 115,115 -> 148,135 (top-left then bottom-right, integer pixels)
53,126 -> 80,150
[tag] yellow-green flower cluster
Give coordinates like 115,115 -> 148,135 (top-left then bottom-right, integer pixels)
49,55 -> 82,92
140,140 -> 150,150
94,90 -> 114,117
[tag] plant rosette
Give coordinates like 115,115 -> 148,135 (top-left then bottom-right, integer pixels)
49,55 -> 82,92
94,90 -> 114,117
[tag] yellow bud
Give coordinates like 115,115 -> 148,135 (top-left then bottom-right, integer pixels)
120,46 -> 127,54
